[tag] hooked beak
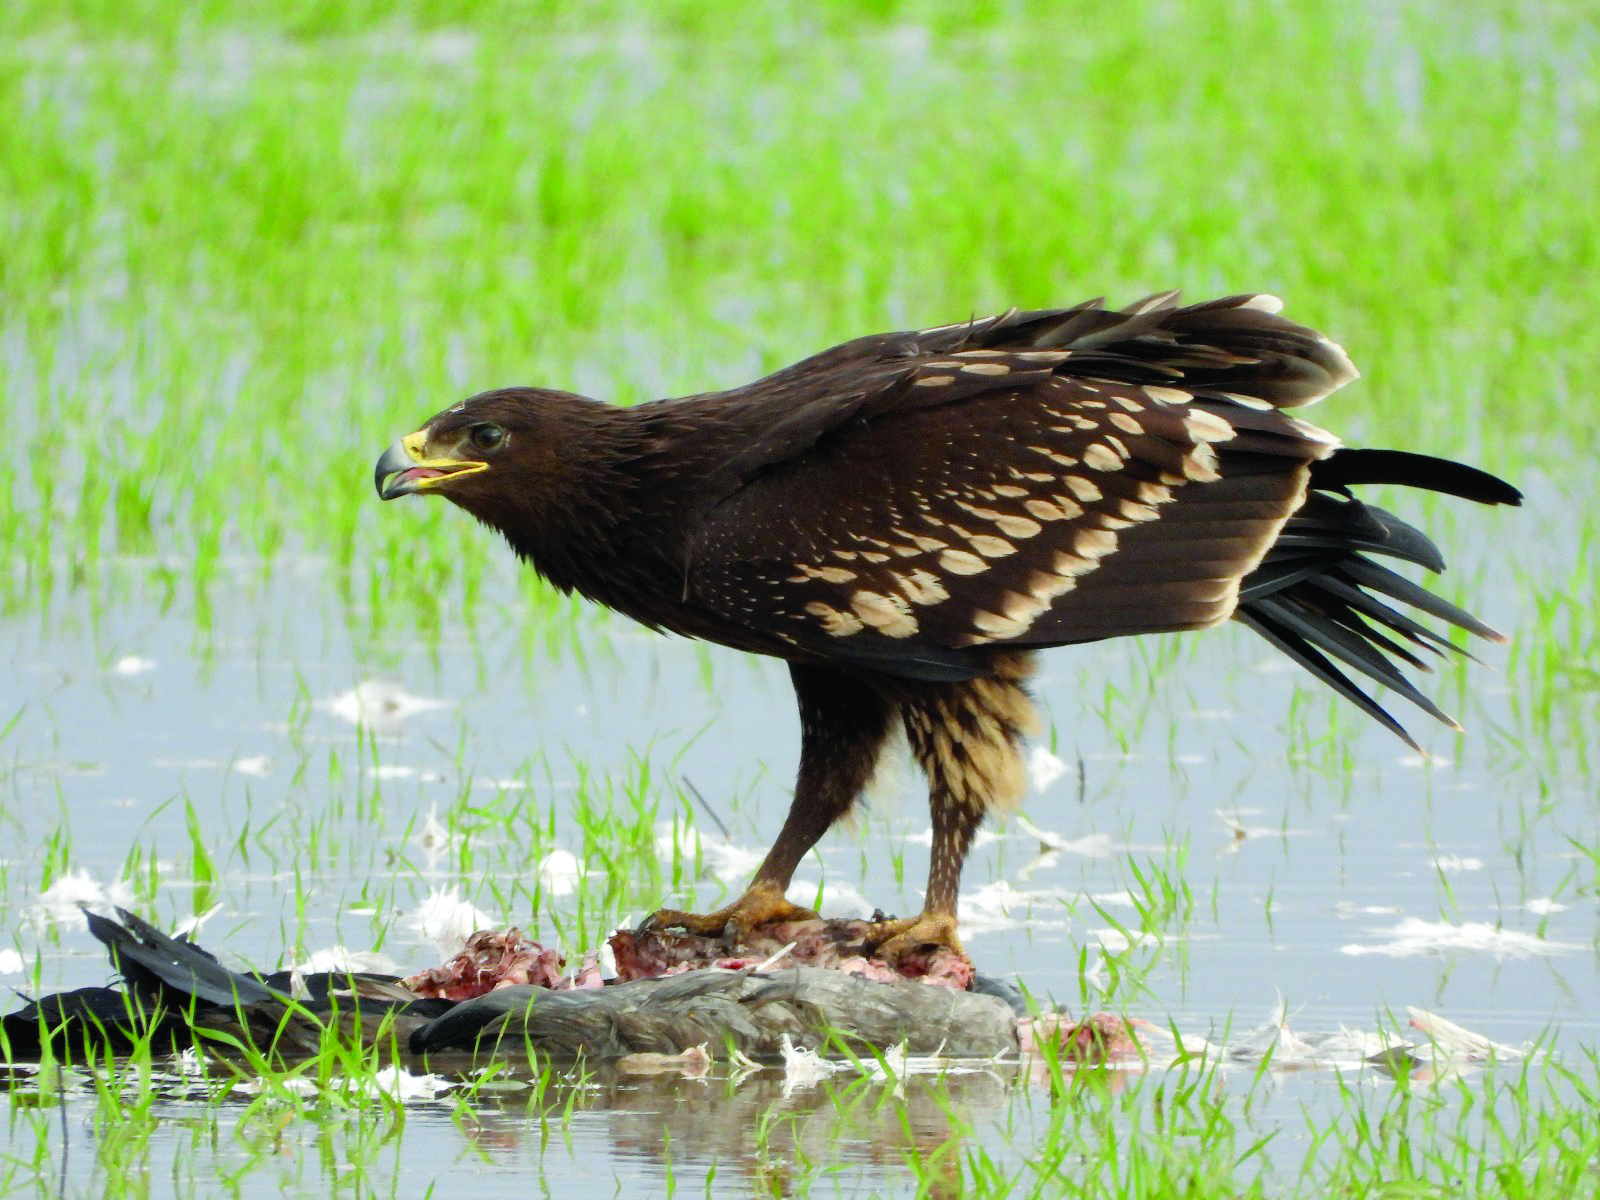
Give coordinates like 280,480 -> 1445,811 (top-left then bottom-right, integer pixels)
374,432 -> 488,500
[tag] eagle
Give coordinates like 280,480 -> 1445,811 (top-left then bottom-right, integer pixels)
375,292 -> 1520,963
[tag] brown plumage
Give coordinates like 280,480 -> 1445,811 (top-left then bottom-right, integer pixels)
374,292 -> 1521,962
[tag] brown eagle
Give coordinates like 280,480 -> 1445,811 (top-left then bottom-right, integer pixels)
375,292 -> 1519,963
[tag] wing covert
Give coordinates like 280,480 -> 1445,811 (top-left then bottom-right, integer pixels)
686,368 -> 1338,678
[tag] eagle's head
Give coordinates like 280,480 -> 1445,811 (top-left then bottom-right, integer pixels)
373,387 -> 587,505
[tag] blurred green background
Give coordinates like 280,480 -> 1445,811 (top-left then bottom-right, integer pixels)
1,5 -> 1597,1196
3,1 -> 1593,633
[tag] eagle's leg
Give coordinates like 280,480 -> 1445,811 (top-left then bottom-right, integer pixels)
643,663 -> 895,943
870,653 -> 1039,963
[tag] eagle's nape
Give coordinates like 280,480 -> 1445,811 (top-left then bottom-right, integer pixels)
374,291 -> 1521,967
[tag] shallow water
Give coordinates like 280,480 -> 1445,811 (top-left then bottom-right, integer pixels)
1,472 -> 1593,1195
3,1 -> 1597,1190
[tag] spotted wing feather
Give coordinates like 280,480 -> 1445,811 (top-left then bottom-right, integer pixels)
687,359 -> 1335,680
689,292 -> 1353,493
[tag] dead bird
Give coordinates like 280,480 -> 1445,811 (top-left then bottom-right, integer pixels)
2,911 -> 1018,1064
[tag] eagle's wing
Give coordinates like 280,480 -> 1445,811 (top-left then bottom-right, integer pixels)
685,294 -> 1348,681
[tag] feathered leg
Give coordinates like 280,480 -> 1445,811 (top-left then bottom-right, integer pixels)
871,652 -> 1040,962
645,662 -> 896,941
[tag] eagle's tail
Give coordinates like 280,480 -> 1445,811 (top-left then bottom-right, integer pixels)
1235,449 -> 1521,748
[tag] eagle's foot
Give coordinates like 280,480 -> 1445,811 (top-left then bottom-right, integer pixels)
640,881 -> 819,948
864,910 -> 967,965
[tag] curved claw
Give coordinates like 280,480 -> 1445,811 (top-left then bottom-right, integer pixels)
633,911 -> 664,937
865,911 -> 968,965
640,882 -> 820,949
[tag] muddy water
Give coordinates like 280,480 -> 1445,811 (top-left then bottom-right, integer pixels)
1,481 -> 1593,1196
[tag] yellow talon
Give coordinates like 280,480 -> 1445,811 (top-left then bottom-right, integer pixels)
642,880 -> 819,946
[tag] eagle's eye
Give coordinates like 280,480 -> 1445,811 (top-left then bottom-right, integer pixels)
470,423 -> 506,452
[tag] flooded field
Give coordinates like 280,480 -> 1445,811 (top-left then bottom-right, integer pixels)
2,2 -> 1596,1196
4,493 -> 1593,1195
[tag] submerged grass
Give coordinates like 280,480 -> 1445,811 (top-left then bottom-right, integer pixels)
1,1037 -> 1593,1198
1,0 -> 1597,1197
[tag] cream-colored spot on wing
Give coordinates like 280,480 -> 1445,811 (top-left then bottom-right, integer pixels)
1032,447 -> 1080,467
1024,498 -> 1081,521
971,608 -> 1032,639
1118,500 -> 1161,523
1052,551 -> 1098,577
1111,393 -> 1144,413
1143,385 -> 1190,405
1136,481 -> 1175,505
851,590 -> 918,638
1183,443 -> 1222,482
939,549 -> 989,575
1109,412 -> 1143,435
859,551 -> 891,563
960,361 -> 1011,376
1082,444 -> 1122,472
1024,569 -> 1078,601
992,513 -> 1042,539
1014,349 -> 1071,362
788,564 -> 858,584
992,484 -> 1028,498
1219,391 -> 1274,410
1240,293 -> 1284,312
805,602 -> 864,636
1183,409 -> 1237,443
1061,476 -> 1102,503
915,374 -> 956,388
966,590 -> 1055,641
1002,589 -> 1053,621
953,349 -> 1006,358
1286,416 -> 1341,445
968,534 -> 1017,558
1074,528 -> 1118,559
1318,337 -> 1360,384
899,570 -> 950,605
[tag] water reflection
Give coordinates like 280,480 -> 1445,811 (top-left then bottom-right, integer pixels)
522,1071 -> 1002,1193
11,1039 -> 1545,1200
0,491 -> 1592,1199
